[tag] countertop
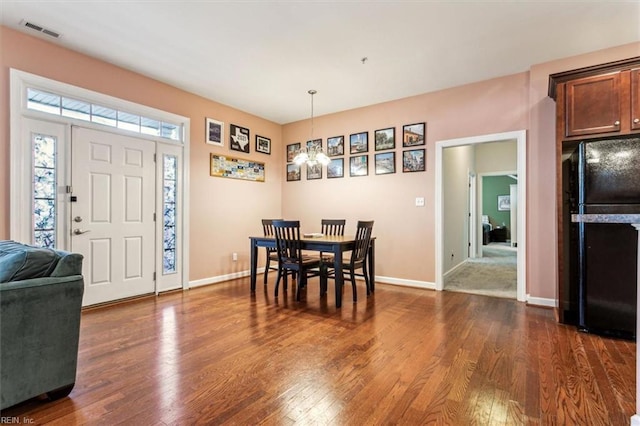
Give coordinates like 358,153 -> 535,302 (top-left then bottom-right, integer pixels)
571,214 -> 640,224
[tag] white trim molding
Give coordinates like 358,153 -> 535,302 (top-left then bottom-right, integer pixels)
435,130 -> 527,302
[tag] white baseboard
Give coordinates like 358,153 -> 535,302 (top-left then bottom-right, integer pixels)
189,267 -> 262,288
526,295 -> 557,308
189,271 -> 557,307
372,275 -> 436,290
630,414 -> 640,426
443,259 -> 469,278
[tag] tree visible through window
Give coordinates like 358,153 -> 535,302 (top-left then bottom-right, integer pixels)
163,155 -> 178,273
33,133 -> 56,248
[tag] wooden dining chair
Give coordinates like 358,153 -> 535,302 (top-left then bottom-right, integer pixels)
262,219 -> 282,285
327,220 -> 374,302
272,220 -> 326,300
320,219 -> 345,262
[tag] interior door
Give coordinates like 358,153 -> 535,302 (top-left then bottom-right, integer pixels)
71,127 -> 156,306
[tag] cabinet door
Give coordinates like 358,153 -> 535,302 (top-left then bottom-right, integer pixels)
632,68 -> 640,131
565,72 -> 621,137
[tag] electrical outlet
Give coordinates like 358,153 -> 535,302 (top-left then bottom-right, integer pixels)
415,197 -> 425,207
232,252 -> 238,261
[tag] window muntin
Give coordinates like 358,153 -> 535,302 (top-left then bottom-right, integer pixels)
32,133 -> 56,248
26,88 -> 182,142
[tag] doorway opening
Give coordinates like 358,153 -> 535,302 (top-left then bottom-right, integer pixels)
435,130 -> 527,302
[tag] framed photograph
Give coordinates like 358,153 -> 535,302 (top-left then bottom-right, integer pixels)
375,152 -> 396,175
402,122 -> 426,147
403,149 -> 425,172
286,143 -> 301,163
229,124 -> 250,153
327,136 -> 344,157
255,135 -> 271,155
307,138 -> 322,152
327,158 -> 344,178
349,132 -> 368,154
307,163 -> 322,180
286,163 -> 301,181
375,127 -> 395,151
350,155 -> 368,177
498,195 -> 511,211
205,118 -> 224,147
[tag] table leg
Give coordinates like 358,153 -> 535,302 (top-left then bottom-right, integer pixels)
334,245 -> 343,308
250,238 -> 258,293
368,239 -> 376,292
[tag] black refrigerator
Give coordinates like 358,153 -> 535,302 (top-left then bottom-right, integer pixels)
569,137 -> 640,340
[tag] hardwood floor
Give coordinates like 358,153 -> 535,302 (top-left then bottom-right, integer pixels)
2,277 -> 635,425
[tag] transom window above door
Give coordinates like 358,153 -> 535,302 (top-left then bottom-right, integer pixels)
26,88 -> 184,142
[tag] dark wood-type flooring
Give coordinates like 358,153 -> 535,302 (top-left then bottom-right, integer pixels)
2,277 -> 636,425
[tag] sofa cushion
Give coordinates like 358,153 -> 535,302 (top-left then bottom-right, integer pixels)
0,241 -> 62,283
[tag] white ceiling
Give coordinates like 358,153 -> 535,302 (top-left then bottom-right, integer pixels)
2,1 -> 639,124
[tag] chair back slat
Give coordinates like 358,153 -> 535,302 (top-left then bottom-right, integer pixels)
273,220 -> 304,266
262,219 -> 282,238
321,219 -> 346,236
351,220 -> 374,264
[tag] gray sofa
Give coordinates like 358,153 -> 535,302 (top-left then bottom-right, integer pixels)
0,240 -> 84,410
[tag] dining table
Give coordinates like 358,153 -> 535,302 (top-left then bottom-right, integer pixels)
249,234 -> 375,308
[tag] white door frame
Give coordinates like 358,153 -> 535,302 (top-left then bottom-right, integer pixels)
9,69 -> 190,294
435,130 -> 527,302
468,172 -> 477,258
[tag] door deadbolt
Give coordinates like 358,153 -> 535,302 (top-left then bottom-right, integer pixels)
73,216 -> 83,223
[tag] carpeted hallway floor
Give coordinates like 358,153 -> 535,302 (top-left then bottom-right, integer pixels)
443,244 -> 517,299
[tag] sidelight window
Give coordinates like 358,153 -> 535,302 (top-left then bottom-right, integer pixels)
163,155 -> 178,274
32,133 -> 57,248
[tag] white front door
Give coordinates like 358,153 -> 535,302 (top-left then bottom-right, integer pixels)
71,127 -> 156,306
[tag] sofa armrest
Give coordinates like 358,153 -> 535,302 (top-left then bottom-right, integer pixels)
0,275 -> 84,410
0,274 -> 84,291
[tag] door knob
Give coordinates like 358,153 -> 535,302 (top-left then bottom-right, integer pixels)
634,118 -> 640,124
614,120 -> 620,126
73,228 -> 91,235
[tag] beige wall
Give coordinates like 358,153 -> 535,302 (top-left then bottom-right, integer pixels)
0,26 -> 282,281
442,145 -> 474,274
282,72 -> 530,283
2,24 -> 639,300
476,140 -> 517,174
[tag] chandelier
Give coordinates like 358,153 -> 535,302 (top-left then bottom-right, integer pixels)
293,90 -> 330,167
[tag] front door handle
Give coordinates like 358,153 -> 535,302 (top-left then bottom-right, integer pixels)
73,228 -> 91,235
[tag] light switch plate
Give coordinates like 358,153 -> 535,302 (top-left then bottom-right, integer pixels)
415,197 -> 425,207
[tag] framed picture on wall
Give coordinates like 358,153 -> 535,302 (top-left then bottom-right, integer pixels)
350,155 -> 368,177
307,138 -> 322,152
205,118 -> 224,147
349,132 -> 368,154
286,143 -> 301,163
402,122 -> 426,147
286,163 -> 301,181
255,135 -> 271,154
402,149 -> 425,172
229,124 -> 250,153
374,127 -> 395,151
307,163 -> 322,180
375,152 -> 395,175
498,195 -> 511,211
327,136 -> 344,157
327,158 -> 344,178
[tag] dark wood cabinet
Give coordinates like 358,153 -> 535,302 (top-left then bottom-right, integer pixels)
549,57 -> 640,324
565,72 -> 621,137
632,68 -> 640,131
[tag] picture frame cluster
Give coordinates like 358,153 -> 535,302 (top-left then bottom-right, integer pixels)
205,117 -> 272,155
286,122 -> 426,181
